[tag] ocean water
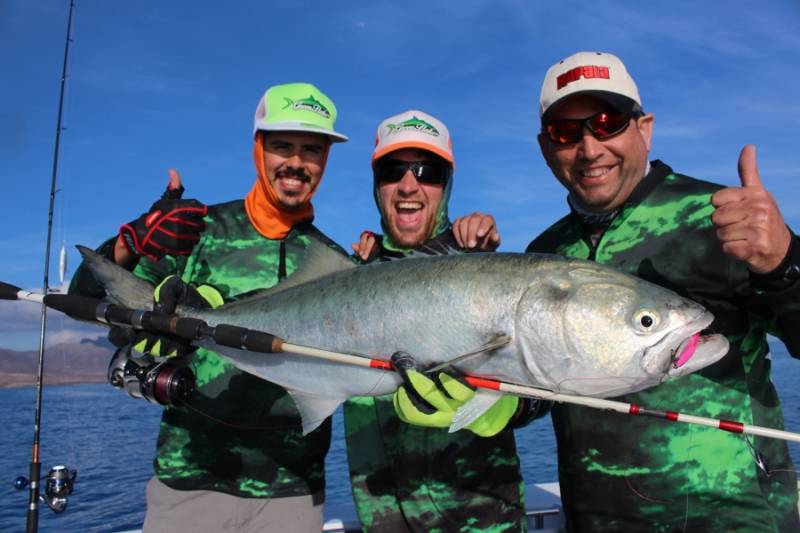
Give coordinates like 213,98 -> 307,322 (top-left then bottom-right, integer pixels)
0,342 -> 797,532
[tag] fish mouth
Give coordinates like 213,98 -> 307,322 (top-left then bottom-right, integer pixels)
673,332 -> 700,368
642,310 -> 728,376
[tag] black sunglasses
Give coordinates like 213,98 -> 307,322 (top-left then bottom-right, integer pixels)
373,158 -> 452,185
544,110 -> 642,145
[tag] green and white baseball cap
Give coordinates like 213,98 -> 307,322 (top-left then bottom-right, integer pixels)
253,82 -> 348,142
372,109 -> 454,166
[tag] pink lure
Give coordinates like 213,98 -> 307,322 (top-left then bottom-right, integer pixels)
675,333 -> 700,368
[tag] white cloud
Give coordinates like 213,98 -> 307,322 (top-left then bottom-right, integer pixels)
0,290 -> 106,350
45,325 -> 105,346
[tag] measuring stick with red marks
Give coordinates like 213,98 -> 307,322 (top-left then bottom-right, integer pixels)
276,340 -> 800,444
465,375 -> 800,443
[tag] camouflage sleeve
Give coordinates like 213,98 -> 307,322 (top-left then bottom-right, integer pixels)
746,233 -> 800,356
131,253 -> 181,286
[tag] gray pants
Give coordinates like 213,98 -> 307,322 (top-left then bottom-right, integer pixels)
143,477 -> 324,533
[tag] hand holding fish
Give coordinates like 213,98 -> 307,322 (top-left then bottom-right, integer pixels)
451,212 -> 501,251
393,368 -> 519,437
351,230 -> 379,262
131,275 -> 223,358
711,145 -> 792,273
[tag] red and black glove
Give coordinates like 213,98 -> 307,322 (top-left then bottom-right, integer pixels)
119,185 -> 208,262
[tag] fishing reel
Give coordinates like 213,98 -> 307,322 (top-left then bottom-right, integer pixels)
108,346 -> 195,406
14,465 -> 77,513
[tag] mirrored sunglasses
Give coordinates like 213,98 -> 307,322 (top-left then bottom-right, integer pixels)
545,110 -> 641,145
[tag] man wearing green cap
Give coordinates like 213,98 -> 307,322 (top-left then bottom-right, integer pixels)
70,82 -> 348,532
344,109 -> 535,532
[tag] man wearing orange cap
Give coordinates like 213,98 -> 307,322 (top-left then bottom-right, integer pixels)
344,110 -> 533,532
70,82 -> 348,532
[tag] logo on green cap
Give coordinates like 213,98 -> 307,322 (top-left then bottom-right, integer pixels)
282,95 -> 331,119
386,116 -> 440,136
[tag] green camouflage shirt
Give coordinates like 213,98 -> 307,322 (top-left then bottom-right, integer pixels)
74,200 -> 345,499
526,161 -> 800,532
344,230 -> 527,533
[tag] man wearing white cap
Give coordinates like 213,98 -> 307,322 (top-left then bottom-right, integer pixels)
344,110 -> 534,532
527,51 -> 800,531
70,82 -> 349,532
351,110 -> 501,259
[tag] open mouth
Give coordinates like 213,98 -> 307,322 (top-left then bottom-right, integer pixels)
394,201 -> 425,228
641,310 -> 714,375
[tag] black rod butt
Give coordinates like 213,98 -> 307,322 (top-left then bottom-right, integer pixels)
0,281 -> 23,300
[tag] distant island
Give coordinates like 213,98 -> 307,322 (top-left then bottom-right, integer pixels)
0,338 -> 114,388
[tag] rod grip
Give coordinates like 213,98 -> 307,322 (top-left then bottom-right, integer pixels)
43,294 -> 103,321
138,313 -> 206,341
26,461 -> 40,533
213,324 -> 280,353
0,281 -> 23,300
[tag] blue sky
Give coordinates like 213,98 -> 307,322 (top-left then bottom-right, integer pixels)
1,0 -> 799,349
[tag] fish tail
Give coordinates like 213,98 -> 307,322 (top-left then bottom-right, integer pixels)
75,245 -> 156,311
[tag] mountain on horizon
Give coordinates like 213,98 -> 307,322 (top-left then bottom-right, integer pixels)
0,337 -> 115,388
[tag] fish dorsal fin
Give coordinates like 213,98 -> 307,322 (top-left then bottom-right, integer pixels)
226,239 -> 355,305
209,240 -> 355,311
285,390 -> 344,435
449,389 -> 504,433
271,238 -> 356,293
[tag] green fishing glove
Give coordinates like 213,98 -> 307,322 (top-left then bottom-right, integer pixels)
132,275 -> 224,358
393,369 -> 519,437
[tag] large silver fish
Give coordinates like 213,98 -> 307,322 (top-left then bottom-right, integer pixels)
79,242 -> 729,434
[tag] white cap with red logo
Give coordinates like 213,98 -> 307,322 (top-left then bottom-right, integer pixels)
539,51 -> 642,121
371,110 -> 454,167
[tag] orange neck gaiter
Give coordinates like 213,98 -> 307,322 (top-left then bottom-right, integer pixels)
244,133 -> 315,239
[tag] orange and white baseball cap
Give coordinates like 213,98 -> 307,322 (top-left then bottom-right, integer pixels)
539,51 -> 642,122
371,110 -> 454,166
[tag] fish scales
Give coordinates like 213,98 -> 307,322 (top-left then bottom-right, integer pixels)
191,254 -> 534,395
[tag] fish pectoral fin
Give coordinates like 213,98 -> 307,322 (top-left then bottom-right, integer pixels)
449,389 -> 504,433
285,390 -> 344,435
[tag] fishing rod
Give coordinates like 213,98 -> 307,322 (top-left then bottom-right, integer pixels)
4,283 -> 800,446
25,1 -> 78,530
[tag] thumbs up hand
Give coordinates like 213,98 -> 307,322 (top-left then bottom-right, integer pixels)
115,169 -> 208,267
163,168 -> 185,199
711,145 -> 791,273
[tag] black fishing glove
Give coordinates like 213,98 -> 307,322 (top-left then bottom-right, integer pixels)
119,185 -> 208,262
131,275 -> 224,358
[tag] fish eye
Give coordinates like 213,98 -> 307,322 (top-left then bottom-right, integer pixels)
633,309 -> 659,332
